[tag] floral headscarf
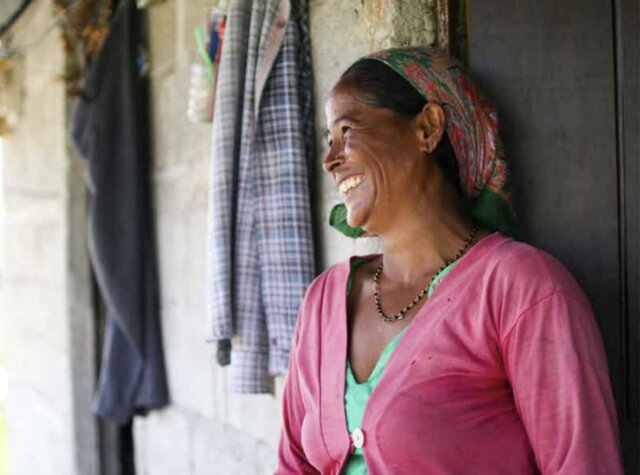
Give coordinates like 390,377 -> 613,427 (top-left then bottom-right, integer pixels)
329,47 -> 519,239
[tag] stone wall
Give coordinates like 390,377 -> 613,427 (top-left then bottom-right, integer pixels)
1,0 -> 436,474
1,1 -> 97,474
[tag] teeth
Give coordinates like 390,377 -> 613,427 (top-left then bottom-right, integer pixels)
338,175 -> 364,196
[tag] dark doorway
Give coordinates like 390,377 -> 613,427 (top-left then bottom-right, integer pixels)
92,276 -> 136,475
467,0 -> 639,471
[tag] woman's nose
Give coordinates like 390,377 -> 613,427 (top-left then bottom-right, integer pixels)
322,146 -> 345,174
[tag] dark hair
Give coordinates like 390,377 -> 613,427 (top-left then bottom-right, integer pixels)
340,59 -> 461,192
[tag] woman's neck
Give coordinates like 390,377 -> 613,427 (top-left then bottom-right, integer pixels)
377,183 -> 480,286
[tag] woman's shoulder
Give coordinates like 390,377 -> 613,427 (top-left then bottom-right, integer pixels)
466,234 -> 595,340
298,259 -> 351,310
306,260 -> 349,290
307,254 -> 381,289
298,254 -> 380,318
480,234 -> 590,307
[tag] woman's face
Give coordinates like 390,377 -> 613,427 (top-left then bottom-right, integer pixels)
323,80 -> 443,233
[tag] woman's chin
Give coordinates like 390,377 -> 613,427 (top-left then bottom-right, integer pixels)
346,204 -> 371,231
344,187 -> 375,230
345,209 -> 361,229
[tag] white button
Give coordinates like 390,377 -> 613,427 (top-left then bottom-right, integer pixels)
351,428 -> 365,449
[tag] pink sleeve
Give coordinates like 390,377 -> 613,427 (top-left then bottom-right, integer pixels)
502,291 -> 624,475
275,321 -> 320,474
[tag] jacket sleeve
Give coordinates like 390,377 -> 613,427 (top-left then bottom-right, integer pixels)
275,315 -> 320,474
502,291 -> 624,474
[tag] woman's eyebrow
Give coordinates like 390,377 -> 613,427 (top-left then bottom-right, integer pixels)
325,114 -> 362,139
330,114 -> 360,127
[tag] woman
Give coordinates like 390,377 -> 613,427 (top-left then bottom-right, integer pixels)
275,48 -> 623,474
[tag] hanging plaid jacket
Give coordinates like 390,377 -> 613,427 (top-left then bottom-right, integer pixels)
207,0 -> 316,393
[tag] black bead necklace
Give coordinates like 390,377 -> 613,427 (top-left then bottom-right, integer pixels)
372,226 -> 478,323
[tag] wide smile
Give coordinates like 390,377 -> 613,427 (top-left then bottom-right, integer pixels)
338,174 -> 364,196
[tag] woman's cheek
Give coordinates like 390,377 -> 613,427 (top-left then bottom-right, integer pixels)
346,136 -> 373,165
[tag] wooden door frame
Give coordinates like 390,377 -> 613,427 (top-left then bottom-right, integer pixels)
613,0 -> 640,424
462,0 -> 638,468
448,0 -> 639,426
436,0 -> 468,63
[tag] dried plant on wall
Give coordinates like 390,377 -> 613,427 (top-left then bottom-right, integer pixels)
52,0 -> 113,96
0,53 -> 20,136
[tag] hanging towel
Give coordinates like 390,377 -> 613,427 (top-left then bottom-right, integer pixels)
207,0 -> 315,393
71,0 -> 169,423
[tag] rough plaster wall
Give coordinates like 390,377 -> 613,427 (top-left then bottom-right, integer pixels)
364,0 -> 436,51
134,1 -> 283,474
1,1 -> 97,475
391,0 -> 437,47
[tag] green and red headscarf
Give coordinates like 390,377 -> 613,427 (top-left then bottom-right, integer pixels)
330,47 -> 519,239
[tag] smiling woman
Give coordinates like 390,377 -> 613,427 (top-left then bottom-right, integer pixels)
335,59 -> 462,193
324,64 -> 461,238
275,47 -> 624,475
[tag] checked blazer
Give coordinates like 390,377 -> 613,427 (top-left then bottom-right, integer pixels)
207,0 -> 316,393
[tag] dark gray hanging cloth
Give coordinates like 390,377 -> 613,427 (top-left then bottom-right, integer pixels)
71,0 -> 169,424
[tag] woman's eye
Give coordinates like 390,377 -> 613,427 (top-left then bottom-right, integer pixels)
341,125 -> 351,135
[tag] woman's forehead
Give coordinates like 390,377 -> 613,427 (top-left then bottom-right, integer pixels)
325,82 -> 368,120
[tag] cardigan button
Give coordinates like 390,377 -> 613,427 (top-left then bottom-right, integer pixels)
351,428 -> 365,449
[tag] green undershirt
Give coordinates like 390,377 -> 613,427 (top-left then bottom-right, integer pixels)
343,258 -> 458,475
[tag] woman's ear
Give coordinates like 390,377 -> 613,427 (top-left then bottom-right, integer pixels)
416,102 -> 446,154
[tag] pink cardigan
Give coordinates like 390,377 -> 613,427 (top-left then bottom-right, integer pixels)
275,233 -> 623,474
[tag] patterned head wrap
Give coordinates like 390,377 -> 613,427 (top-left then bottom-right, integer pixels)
330,47 -> 519,238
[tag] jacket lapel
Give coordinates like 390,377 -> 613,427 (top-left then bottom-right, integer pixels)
254,0 -> 290,118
